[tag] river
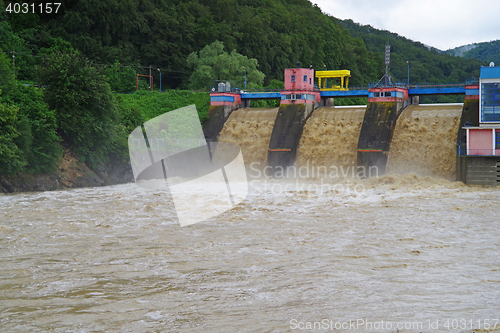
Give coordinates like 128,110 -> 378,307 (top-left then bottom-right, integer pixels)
1,175 -> 500,332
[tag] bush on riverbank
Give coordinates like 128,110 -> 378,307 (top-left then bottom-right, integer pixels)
115,90 -> 210,125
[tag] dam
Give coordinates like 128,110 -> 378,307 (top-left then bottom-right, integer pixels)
205,64 -> 500,185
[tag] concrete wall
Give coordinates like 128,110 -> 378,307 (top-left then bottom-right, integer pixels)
457,99 -> 479,146
203,105 -> 235,141
457,156 -> 500,185
464,84 -> 479,100
357,101 -> 405,174
267,103 -> 315,175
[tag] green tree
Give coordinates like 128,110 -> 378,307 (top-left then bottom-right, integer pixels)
0,2 -> 38,82
0,98 -> 25,175
37,51 -> 119,165
4,85 -> 61,173
106,61 -> 137,93
0,52 -> 16,95
186,41 -> 265,90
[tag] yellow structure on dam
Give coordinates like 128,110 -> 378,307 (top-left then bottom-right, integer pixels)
316,70 -> 351,91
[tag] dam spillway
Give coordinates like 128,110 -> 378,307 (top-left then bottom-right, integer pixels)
217,107 -> 279,168
386,104 -> 463,180
211,103 -> 467,180
296,106 -> 366,170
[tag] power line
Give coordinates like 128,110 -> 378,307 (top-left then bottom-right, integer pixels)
1,50 -> 190,74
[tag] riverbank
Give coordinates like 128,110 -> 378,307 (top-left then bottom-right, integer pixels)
0,148 -> 133,193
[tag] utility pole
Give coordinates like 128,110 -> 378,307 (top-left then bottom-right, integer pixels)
148,65 -> 152,90
324,64 -> 327,89
406,61 -> 410,86
157,68 -> 161,93
12,51 -> 15,79
384,44 -> 390,86
242,66 -> 246,90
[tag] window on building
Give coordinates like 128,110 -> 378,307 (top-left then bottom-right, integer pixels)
374,92 -> 380,97
309,78 -> 312,85
291,75 -> 295,82
481,83 -> 500,122
384,91 -> 392,97
303,75 -> 307,82
496,131 -> 500,149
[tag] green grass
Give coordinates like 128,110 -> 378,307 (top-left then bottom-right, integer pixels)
115,90 -> 210,124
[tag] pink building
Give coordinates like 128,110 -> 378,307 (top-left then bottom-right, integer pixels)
466,128 -> 500,155
281,68 -> 320,105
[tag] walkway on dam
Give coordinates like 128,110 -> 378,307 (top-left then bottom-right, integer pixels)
238,82 -> 476,100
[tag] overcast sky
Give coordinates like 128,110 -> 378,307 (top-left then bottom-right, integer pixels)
312,0 -> 500,50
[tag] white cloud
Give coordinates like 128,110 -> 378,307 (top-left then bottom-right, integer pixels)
313,0 -> 500,50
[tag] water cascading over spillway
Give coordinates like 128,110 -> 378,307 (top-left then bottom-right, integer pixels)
217,107 -> 279,168
386,103 -> 463,180
296,106 -> 367,170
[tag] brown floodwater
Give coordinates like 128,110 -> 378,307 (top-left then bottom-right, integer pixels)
1,176 -> 500,332
2,104 -> 500,332
387,104 -> 463,180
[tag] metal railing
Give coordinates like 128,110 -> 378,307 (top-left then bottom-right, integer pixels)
409,82 -> 466,89
458,145 -> 500,156
239,88 -> 282,93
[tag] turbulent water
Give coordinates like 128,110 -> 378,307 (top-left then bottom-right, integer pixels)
387,104 -> 463,180
2,176 -> 500,333
218,107 -> 278,168
2,104 -> 500,333
297,106 -> 366,169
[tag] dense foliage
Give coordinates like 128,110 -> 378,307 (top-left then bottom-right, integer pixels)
338,19 -> 484,84
0,50 -> 61,174
37,51 -> 119,165
116,90 -> 210,125
3,85 -> 61,173
461,40 -> 500,66
0,99 -> 23,175
5,0 -> 384,87
105,62 -> 137,93
187,41 -> 265,90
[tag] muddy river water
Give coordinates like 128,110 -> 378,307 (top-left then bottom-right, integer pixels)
1,175 -> 500,332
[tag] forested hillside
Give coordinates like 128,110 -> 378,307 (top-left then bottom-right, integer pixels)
3,0 -> 385,88
444,43 -> 478,57
460,40 -> 500,65
3,0 -> 487,88
337,19 -> 484,84
0,0 -> 490,181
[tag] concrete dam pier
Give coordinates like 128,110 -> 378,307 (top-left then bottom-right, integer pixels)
356,101 -> 405,175
267,103 -> 315,174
